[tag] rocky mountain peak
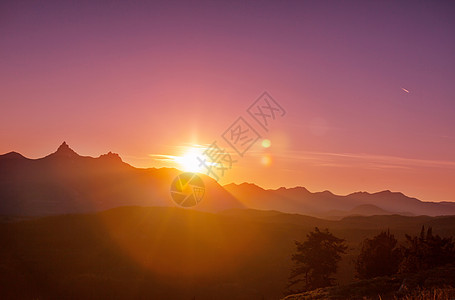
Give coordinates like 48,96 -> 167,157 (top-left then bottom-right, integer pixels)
53,141 -> 79,158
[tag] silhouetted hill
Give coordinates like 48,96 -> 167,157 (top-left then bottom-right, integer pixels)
324,204 -> 410,219
0,142 -> 243,215
349,204 -> 392,215
224,183 -> 455,217
1,207 -> 454,299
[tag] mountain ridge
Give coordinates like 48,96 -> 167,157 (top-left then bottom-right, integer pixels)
1,142 -> 454,217
223,181 -> 455,217
0,142 -> 243,215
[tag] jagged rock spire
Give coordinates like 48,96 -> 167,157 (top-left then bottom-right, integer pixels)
53,141 -> 79,157
99,151 -> 123,162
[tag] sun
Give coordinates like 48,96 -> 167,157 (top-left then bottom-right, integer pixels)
174,147 -> 205,173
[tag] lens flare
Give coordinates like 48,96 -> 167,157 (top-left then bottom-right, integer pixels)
261,155 -> 272,166
262,139 -> 271,148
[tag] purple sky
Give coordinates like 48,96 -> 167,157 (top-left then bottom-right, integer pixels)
1,1 -> 454,201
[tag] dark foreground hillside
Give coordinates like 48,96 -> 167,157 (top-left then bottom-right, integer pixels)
283,264 -> 455,300
1,207 -> 454,299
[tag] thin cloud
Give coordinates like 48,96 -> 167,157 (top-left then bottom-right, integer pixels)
148,154 -> 178,162
149,143 -> 210,162
271,150 -> 455,170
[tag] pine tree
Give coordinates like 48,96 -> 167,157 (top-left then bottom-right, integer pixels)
288,227 -> 347,292
399,226 -> 455,273
355,230 -> 401,279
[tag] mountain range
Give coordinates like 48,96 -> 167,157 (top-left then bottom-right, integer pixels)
1,142 -> 454,217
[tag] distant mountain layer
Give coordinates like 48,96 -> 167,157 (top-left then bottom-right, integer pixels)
0,142 -> 454,217
223,183 -> 455,217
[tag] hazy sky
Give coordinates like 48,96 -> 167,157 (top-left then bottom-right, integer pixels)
1,0 -> 454,201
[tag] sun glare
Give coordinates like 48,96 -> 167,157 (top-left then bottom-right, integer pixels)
174,147 -> 205,173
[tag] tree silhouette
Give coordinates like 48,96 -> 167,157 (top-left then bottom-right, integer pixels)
288,227 -> 347,292
399,226 -> 455,273
355,230 -> 401,279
